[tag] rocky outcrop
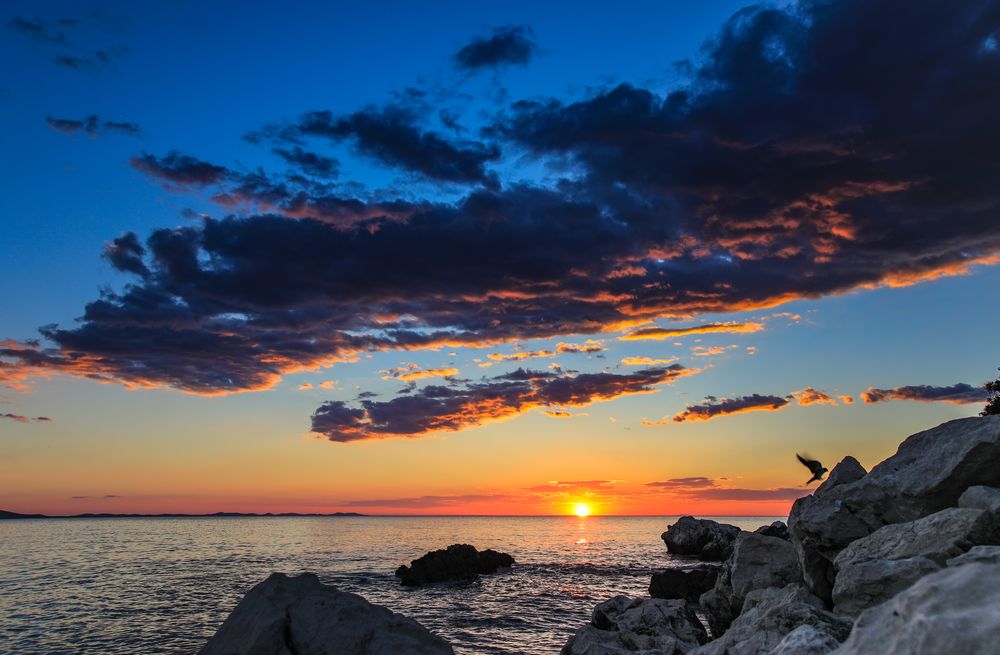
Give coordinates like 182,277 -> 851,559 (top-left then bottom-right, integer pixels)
199,572 -> 453,655
831,562 -> 1000,654
947,544 -> 1000,566
814,457 -> 866,495
753,521 -> 789,541
561,595 -> 708,655
691,585 -> 851,655
395,544 -> 514,586
958,485 -> 1000,513
662,516 -> 742,561
700,533 -> 801,636
650,566 -> 719,603
789,416 -> 1000,600
831,506 -> 1000,615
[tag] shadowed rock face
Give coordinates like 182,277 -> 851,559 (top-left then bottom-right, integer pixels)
649,566 -> 720,603
662,516 -> 742,561
789,416 -> 1000,600
831,562 -> 1000,654
561,595 -> 708,655
198,572 -> 454,655
395,544 -> 514,586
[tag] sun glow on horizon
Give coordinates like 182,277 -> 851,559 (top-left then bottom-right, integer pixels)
574,503 -> 591,517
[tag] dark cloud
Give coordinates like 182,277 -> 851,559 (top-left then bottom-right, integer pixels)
46,115 -> 140,137
53,46 -> 128,72
1,413 -> 28,423
621,322 -> 764,341
646,476 -> 717,489
272,146 -> 339,179
861,383 -> 988,405
131,151 -> 232,187
454,25 -> 537,71
4,1 -> 1000,399
684,487 -> 808,501
103,232 -> 149,277
33,416 -> 52,422
7,16 -> 67,44
666,394 -> 790,423
312,365 -> 693,442
289,107 -> 500,187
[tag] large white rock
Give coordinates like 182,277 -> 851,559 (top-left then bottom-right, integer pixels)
700,532 -> 801,636
831,562 -> 1000,654
691,585 -> 851,655
199,573 -> 454,655
561,595 -> 707,655
789,416 -> 1000,599
831,506 -> 1000,615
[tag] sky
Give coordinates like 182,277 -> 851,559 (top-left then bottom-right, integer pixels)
2,0 -> 999,516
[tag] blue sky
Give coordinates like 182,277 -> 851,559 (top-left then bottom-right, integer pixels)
1,0 -> 998,515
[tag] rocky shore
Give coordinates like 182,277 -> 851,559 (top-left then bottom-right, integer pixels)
199,415 -> 1000,654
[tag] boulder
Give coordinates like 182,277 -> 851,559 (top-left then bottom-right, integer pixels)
789,416 -> 1000,600
831,506 -> 1000,615
199,572 -> 454,655
769,625 -> 845,655
395,544 -> 514,586
561,595 -> 707,655
815,457 -> 867,495
662,516 -> 742,561
958,485 -> 1000,513
831,562 -> 1000,654
753,521 -> 789,541
700,533 -> 801,636
947,544 -> 1000,567
650,566 -> 719,603
691,584 -> 851,655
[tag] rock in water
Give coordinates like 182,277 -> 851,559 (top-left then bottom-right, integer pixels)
691,584 -> 851,655
562,595 -> 707,655
831,562 -> 1000,654
789,416 -> 1000,600
649,566 -> 719,602
699,532 -> 802,636
662,516 -> 742,561
395,544 -> 514,586
831,506 -> 1000,615
199,572 -> 454,655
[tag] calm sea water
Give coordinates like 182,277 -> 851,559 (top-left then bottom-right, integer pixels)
0,515 -> 780,654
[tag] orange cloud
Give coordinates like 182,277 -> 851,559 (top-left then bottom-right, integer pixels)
789,387 -> 838,406
620,321 -> 764,341
621,356 -> 679,366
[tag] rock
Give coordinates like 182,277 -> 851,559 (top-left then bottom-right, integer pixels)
650,566 -> 719,603
753,521 -> 789,540
691,584 -> 851,655
662,516 -> 742,561
395,544 -> 514,586
769,625 -> 845,655
789,416 -> 1000,600
958,485 -> 1000,513
700,533 -> 802,636
830,506 -> 1000,615
947,544 -> 1000,567
199,572 -> 453,655
831,562 -> 1000,654
561,595 -> 707,655
815,457 -> 867,495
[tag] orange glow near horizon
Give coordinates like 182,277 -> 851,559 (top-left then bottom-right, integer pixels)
574,503 -> 591,517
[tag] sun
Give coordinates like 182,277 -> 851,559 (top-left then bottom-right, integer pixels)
574,503 -> 591,517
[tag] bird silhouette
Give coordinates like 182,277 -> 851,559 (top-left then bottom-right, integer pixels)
796,453 -> 828,484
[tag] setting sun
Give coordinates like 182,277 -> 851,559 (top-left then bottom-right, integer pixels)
574,503 -> 591,517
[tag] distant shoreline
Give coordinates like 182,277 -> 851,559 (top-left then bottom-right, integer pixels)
1,510 -> 786,520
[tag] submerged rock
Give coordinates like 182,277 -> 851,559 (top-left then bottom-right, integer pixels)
700,532 -> 802,636
789,416 -> 1000,600
692,584 -> 851,655
199,572 -> 454,655
831,562 -> 1000,654
662,516 -> 742,561
831,506 -> 1000,615
649,566 -> 720,603
562,595 -> 708,655
395,544 -> 514,586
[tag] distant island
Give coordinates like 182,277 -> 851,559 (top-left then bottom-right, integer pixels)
0,510 -> 364,520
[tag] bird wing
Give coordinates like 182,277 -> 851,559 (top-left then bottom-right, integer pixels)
796,453 -> 822,475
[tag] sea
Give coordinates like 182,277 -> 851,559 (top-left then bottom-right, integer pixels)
0,515 -> 781,654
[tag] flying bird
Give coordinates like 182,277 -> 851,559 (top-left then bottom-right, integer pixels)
796,453 -> 828,484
